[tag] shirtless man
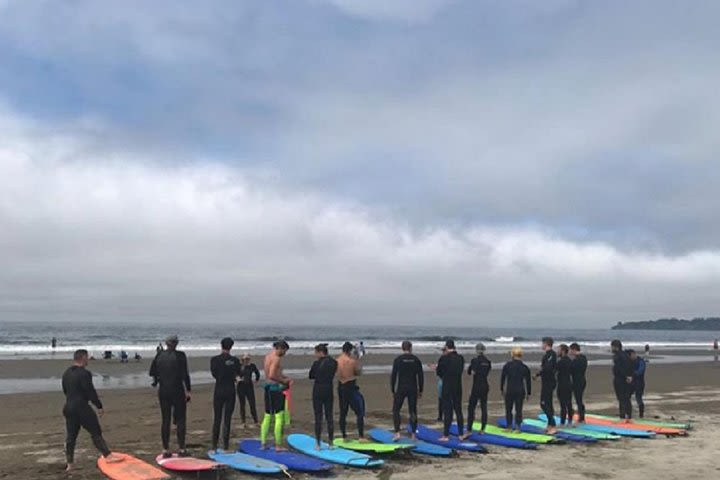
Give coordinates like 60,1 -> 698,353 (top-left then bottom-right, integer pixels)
337,341 -> 365,440
262,340 -> 292,451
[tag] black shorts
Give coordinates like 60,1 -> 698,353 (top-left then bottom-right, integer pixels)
264,389 -> 285,414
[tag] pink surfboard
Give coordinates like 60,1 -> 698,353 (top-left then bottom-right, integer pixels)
155,454 -> 220,472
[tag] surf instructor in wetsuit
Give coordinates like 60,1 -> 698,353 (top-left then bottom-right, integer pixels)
210,337 -> 240,452
237,353 -> 261,427
309,343 -> 338,448
535,337 -> 558,434
611,339 -> 634,421
437,339 -> 465,441
262,340 -> 292,451
569,343 -> 587,422
337,341 -> 366,440
463,342 -> 491,438
149,334 -> 192,458
391,340 -> 424,440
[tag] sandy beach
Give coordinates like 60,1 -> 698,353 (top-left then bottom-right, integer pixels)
0,354 -> 719,479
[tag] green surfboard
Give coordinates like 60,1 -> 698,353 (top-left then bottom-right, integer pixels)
332,438 -> 413,453
481,424 -> 559,444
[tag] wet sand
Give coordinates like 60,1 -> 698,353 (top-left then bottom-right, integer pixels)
1,357 -> 719,479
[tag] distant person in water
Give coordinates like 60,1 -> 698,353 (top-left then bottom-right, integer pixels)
156,342 -> 163,354
535,337 -> 558,434
610,339 -> 633,421
51,337 -> 57,349
134,352 -> 142,362
210,337 -> 240,453
463,342 -> 491,438
500,347 -> 531,431
309,343 -> 337,448
628,349 -> 647,418
391,341 -> 424,440
569,343 -> 587,423
337,341 -> 366,440
437,339 -> 465,441
358,341 -> 366,358
237,353 -> 261,427
644,344 -> 650,355
555,344 -> 574,426
62,349 -> 123,472
262,340 -> 292,451
149,335 -> 192,458
120,351 -> 129,363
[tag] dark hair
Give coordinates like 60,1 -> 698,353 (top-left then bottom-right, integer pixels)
402,340 -> 413,351
273,340 -> 290,350
445,339 -> 455,350
315,343 -> 328,355
559,343 -> 569,354
74,349 -> 89,361
569,342 -> 581,351
542,336 -> 554,347
221,337 -> 234,350
626,349 -> 636,355
342,341 -> 354,354
611,339 -> 623,350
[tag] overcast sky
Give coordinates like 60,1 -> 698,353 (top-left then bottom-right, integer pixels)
1,0 -> 719,327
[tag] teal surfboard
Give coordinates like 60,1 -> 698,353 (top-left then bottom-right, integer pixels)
287,434 -> 384,468
208,450 -> 285,474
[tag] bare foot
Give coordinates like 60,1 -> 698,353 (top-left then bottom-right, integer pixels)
260,443 -> 268,450
460,433 -> 472,441
438,436 -> 449,442
547,427 -> 558,435
104,454 -> 124,464
65,463 -> 74,473
392,433 -> 402,442
315,444 -> 321,451
410,433 -> 417,441
358,437 -> 370,443
275,446 -> 288,452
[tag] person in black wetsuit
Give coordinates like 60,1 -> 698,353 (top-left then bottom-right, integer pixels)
391,341 -> 424,440
150,335 -> 192,458
309,343 -> 338,448
611,339 -> 633,421
556,343 -> 574,426
62,349 -> 122,472
210,337 -> 240,452
628,349 -> 647,418
462,342 -> 491,438
237,354 -> 261,427
534,336 -> 558,433
500,347 -> 531,431
569,343 -> 587,423
436,339 -> 465,441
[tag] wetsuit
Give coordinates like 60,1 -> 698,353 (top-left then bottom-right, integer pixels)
466,355 -> 491,432
309,356 -> 338,444
612,350 -> 634,419
210,352 -> 240,450
538,350 -> 557,427
437,351 -> 465,437
236,363 -> 260,424
570,354 -> 587,422
338,379 -> 365,438
556,356 -> 574,424
632,356 -> 647,418
500,359 -> 531,429
150,349 -> 191,451
391,353 -> 424,433
62,366 -> 111,464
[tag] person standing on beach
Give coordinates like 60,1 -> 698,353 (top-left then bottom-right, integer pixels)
337,341 -> 366,440
569,343 -> 587,423
52,337 -> 57,349
309,343 -> 338,448
149,335 -> 192,458
500,347 -> 531,431
437,339 -> 465,441
63,349 -> 123,472
628,349 -> 647,418
210,337 -> 240,452
556,344 -> 574,426
610,339 -> 633,421
391,341 -> 424,440
463,342 -> 491,438
535,337 -> 558,434
262,340 -> 292,450
237,353 -> 261,427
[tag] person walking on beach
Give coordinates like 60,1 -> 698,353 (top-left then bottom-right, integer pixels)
500,347 -> 531,431
556,344 -> 574,426
610,339 -> 633,421
63,349 -> 123,472
262,340 -> 292,450
391,341 -> 424,440
149,335 -> 192,458
337,341 -> 366,440
569,343 -> 587,423
437,339 -> 465,441
237,353 -> 260,427
463,342 -> 491,438
628,349 -> 647,418
309,343 -> 337,448
210,337 -> 240,452
535,337 -> 558,433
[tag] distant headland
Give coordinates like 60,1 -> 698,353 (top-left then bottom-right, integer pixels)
612,317 -> 720,331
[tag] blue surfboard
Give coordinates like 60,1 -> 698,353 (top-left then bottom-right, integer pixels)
411,425 -> 487,453
448,424 -> 538,449
287,434 -> 384,468
539,415 -> 655,438
207,450 -> 285,474
368,428 -> 453,457
496,419 -> 597,443
239,440 -> 334,473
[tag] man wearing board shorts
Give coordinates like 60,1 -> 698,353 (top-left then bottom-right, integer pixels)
262,340 -> 292,451
337,341 -> 366,440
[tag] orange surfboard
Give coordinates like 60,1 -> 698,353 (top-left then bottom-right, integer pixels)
576,415 -> 686,436
98,453 -> 170,480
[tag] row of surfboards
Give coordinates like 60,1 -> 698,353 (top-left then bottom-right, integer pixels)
97,413 -> 690,479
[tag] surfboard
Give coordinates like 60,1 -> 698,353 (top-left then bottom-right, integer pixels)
287,434 -> 384,468
155,454 -> 219,472
585,413 -> 690,430
539,415 -> 655,438
98,453 -> 170,480
368,428 -> 453,457
481,424 -> 565,444
579,414 -> 687,435
333,438 -> 414,453
239,440 -> 334,473
411,425 -> 487,452
448,425 -> 538,449
519,418 -> 620,440
494,419 -> 597,443
208,450 -> 285,474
